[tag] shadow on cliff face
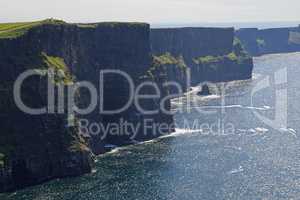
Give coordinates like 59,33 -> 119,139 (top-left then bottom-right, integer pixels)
11,160 -> 31,188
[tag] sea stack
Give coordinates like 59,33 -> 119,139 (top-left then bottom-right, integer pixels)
198,84 -> 211,96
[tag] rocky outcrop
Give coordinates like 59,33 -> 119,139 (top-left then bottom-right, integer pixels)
148,53 -> 188,96
150,27 -> 253,87
236,26 -> 300,56
191,40 -> 253,83
197,84 -> 211,96
0,20 -> 174,192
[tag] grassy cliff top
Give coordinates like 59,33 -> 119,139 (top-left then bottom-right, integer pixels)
0,19 -> 148,39
153,53 -> 187,69
145,52 -> 187,78
76,22 -> 148,28
193,52 -> 244,64
0,19 -> 66,39
153,52 -> 179,65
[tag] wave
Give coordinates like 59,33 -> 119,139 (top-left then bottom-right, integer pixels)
188,104 -> 272,111
143,128 -> 203,144
236,127 -> 269,136
101,128 -> 203,155
198,94 -> 221,100
160,128 -> 203,139
254,127 -> 269,133
252,73 -> 263,80
103,145 -> 131,155
228,166 -> 244,174
278,127 -> 298,138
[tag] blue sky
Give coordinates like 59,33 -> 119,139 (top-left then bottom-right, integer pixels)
1,0 -> 299,24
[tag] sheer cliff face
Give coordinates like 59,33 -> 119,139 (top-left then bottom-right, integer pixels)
151,27 -> 234,58
191,56 -> 253,83
0,23 -> 94,192
150,27 -> 253,86
0,21 -> 174,192
236,27 -> 300,56
71,24 -> 173,146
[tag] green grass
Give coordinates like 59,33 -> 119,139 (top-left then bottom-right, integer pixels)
94,22 -> 147,28
0,153 -> 5,167
153,53 -> 187,69
43,54 -> 67,71
0,19 -> 146,38
145,53 -> 187,79
76,22 -> 147,29
0,21 -> 42,38
154,52 -> 178,65
256,38 -> 266,47
193,52 -> 241,65
0,18 -> 65,39
194,55 -> 222,64
227,52 -> 238,61
42,53 -> 73,84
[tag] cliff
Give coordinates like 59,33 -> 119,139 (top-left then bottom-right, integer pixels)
0,19 -> 174,192
148,53 -> 188,96
151,27 -> 234,57
236,26 -> 300,56
191,39 -> 253,83
150,27 -> 253,87
0,20 -> 93,192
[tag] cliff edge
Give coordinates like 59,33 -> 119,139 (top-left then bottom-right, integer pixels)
150,27 -> 253,89
0,19 -> 174,192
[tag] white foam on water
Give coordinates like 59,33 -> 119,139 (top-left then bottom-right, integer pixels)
248,129 -> 256,133
190,86 -> 201,93
228,166 -> 244,175
101,128 -> 203,155
224,146 -> 242,151
255,127 -> 269,133
100,129 -> 198,156
245,105 -> 272,111
197,104 -> 243,109
288,128 -> 297,134
143,128 -> 203,144
279,127 -> 298,138
104,144 -> 118,148
171,101 -> 184,106
198,94 -> 221,100
252,73 -> 263,80
160,128 -> 203,139
263,105 -> 271,109
104,146 -> 127,155
189,104 -> 271,111
236,127 -> 269,136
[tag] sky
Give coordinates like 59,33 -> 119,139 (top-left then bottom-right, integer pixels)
1,0 -> 300,25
